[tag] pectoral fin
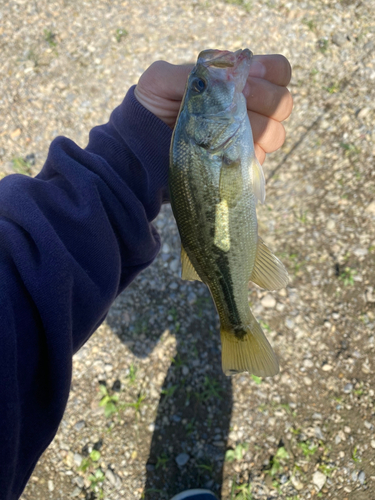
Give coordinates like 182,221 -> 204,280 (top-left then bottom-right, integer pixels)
250,237 -> 289,290
252,158 -> 265,204
181,245 -> 202,282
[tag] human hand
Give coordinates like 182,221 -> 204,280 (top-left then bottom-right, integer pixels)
134,54 -> 292,165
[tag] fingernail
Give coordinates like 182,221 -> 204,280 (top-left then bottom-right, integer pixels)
248,60 -> 266,78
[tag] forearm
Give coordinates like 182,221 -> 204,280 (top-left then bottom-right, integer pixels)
0,86 -> 171,498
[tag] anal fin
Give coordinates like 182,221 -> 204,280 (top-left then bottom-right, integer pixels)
181,245 -> 202,282
250,237 -> 289,290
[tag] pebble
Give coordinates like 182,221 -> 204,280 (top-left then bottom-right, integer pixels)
291,476 -> 304,490
312,471 -> 326,491
322,364 -> 333,371
71,487 -> 81,497
304,376 -> 312,386
285,318 -> 294,329
312,413 -> 322,420
358,471 -> 366,485
182,366 -> 189,376
169,259 -> 179,273
305,184 -> 314,194
371,440 -> 375,449
73,453 -> 83,467
315,427 -> 324,440
48,480 -> 54,492
162,243 -> 170,254
343,383 -> 353,393
365,201 -> 375,214
74,420 -> 85,432
187,291 -> 197,305
261,294 -> 276,308
175,452 -> 190,466
148,423 -> 155,432
332,32 -> 348,46
303,359 -> 314,368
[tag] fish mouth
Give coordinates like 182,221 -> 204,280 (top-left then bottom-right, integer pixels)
198,48 -> 253,69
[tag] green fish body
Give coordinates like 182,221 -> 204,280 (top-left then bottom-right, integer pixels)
169,49 -> 289,376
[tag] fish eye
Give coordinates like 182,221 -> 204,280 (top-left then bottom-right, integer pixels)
192,78 -> 207,93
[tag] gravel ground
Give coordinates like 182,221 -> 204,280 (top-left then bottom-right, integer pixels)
1,0 -> 375,499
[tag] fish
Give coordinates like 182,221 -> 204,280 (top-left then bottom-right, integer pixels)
169,49 -> 289,377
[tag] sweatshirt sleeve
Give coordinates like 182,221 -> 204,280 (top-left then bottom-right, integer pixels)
0,86 -> 172,499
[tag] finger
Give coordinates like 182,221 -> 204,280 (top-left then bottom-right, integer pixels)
254,143 -> 266,165
244,77 -> 293,122
249,111 -> 286,154
139,61 -> 193,101
247,54 -> 292,87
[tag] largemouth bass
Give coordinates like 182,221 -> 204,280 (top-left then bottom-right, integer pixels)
169,49 -> 289,377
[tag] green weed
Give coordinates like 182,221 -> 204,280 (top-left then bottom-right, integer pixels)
125,392 -> 146,415
231,482 -> 253,500
115,28 -> 128,42
318,38 -> 329,53
324,82 -> 340,94
12,157 -> 32,176
352,446 -> 361,463
339,266 -> 356,286
127,363 -> 137,384
267,446 -> 289,477
302,18 -> 316,31
161,384 -> 178,402
44,29 -> 57,47
340,142 -> 360,156
298,441 -> 318,457
251,374 -> 262,384
225,442 -> 249,462
98,383 -> 119,418
155,452 -> 169,470
224,0 -> 252,12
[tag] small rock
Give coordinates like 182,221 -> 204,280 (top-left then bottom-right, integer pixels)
312,471 -> 326,491
332,32 -> 348,47
48,480 -> 54,492
322,364 -> 333,371
365,201 -> 375,215
312,413 -> 322,420
73,453 -> 82,467
71,487 -> 81,497
304,376 -> 312,386
358,471 -> 366,485
74,420 -> 85,432
261,294 -> 276,309
327,220 -> 335,231
291,475 -> 304,491
352,471 -> 358,482
148,423 -> 155,432
187,291 -> 197,305
315,427 -> 324,440
285,318 -> 294,329
106,468 -> 116,486
303,359 -> 314,368
353,247 -> 368,257
335,434 -> 342,445
357,107 -> 371,119
162,243 -> 170,254
182,366 -> 189,376
305,184 -> 314,194
175,452 -> 190,466
343,383 -> 353,393
370,440 -> 375,449
170,259 -> 179,273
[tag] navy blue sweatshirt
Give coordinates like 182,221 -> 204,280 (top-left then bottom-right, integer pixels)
0,86 -> 172,499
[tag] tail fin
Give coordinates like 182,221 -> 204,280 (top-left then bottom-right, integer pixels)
220,315 -> 279,377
